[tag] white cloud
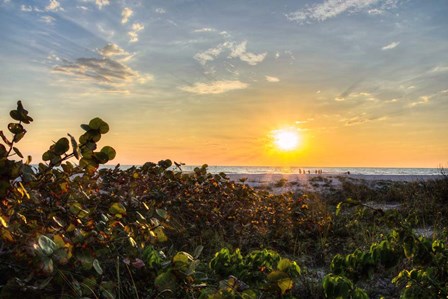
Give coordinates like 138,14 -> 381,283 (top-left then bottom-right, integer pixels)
194,44 -> 226,65
228,41 -> 267,66
95,0 -> 109,9
98,43 -> 130,58
193,27 -> 216,33
128,22 -> 144,43
430,65 -> 448,73
410,95 -> 430,107
121,7 -> 133,24
180,80 -> 248,95
381,41 -> 400,50
265,76 -> 280,83
194,41 -> 266,66
46,0 -> 62,11
77,5 -> 89,11
52,43 -> 152,90
155,8 -> 166,14
21,5 -> 33,12
286,0 -> 399,23
40,15 -> 55,24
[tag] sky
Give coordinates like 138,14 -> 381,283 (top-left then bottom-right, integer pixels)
0,0 -> 447,168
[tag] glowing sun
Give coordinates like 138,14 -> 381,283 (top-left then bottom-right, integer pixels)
273,128 -> 301,151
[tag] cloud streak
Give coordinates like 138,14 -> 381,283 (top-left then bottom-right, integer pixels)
128,22 -> 144,43
382,41 -> 400,50
286,0 -> 400,23
180,80 -> 248,94
52,43 -> 152,90
194,41 -> 266,66
121,7 -> 133,24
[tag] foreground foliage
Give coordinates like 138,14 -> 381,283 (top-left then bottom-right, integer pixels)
1,101 -> 447,298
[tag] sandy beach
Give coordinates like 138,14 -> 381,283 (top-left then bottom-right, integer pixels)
227,173 -> 445,193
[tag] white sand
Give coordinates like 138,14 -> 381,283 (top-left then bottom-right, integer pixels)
226,173 -> 444,193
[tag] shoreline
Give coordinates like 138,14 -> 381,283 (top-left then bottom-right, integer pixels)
226,173 -> 445,193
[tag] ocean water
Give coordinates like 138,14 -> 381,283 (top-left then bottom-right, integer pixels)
113,165 -> 443,176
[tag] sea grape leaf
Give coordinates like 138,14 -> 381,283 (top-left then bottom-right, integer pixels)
38,235 -> 57,256
93,259 -> 103,275
13,147 -> 23,158
153,226 -> 168,242
89,117 -> 109,134
156,208 -> 168,219
68,133 -> 80,159
8,123 -> 23,134
94,152 -> 109,164
101,146 -> 116,160
277,258 -> 292,272
277,277 -> 293,295
0,216 -> 8,228
54,138 -> 70,155
13,131 -> 26,143
154,270 -> 177,291
109,203 -> 126,215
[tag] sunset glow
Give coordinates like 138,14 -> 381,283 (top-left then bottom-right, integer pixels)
0,1 -> 447,168
273,129 -> 301,151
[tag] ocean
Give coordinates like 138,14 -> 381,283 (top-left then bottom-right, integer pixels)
113,165 -> 444,176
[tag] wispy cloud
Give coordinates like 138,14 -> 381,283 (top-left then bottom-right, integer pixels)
46,0 -> 62,11
128,22 -> 144,43
21,5 -> 33,12
52,43 -> 152,90
95,0 -> 109,9
382,41 -> 400,50
286,0 -> 400,23
155,8 -> 166,14
180,80 -> 248,95
342,113 -> 387,126
194,41 -> 266,66
228,41 -> 267,66
40,15 -> 56,24
193,27 -> 216,33
410,95 -> 430,107
97,43 -> 132,60
121,7 -> 133,24
265,76 -> 280,83
430,65 -> 448,73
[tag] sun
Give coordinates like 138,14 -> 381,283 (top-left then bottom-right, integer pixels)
273,128 -> 301,151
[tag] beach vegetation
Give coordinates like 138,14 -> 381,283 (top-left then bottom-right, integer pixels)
0,101 -> 447,298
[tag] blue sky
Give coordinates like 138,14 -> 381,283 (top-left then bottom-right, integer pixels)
0,0 -> 447,167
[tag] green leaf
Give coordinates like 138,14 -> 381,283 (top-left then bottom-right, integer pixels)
42,150 -> 54,161
93,259 -> 103,275
277,258 -> 291,271
109,202 -> 126,215
0,215 -> 8,228
8,123 -> 23,134
38,235 -> 57,256
13,131 -> 26,143
10,110 -> 21,121
278,277 -> 293,295
336,202 -> 343,216
81,124 -> 90,131
156,208 -> 168,219
154,270 -> 177,291
101,146 -> 116,160
89,118 -> 109,134
54,138 -> 70,155
13,147 -> 23,158
68,133 -> 80,159
94,151 -> 109,164
153,226 -> 168,242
